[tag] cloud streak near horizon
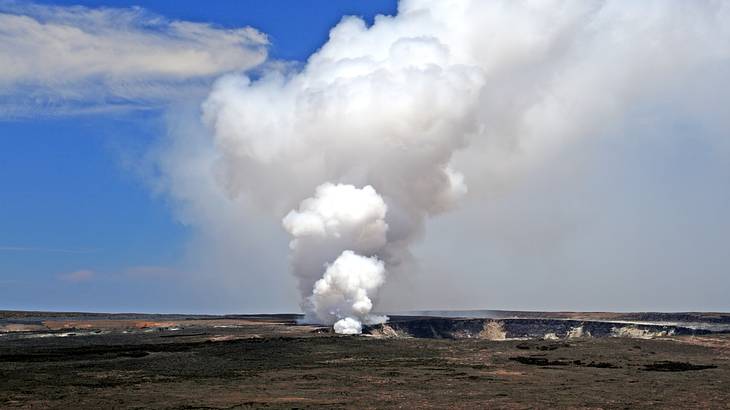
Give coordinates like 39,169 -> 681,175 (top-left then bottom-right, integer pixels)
0,245 -> 98,254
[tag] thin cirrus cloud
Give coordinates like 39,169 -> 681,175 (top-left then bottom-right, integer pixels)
57,266 -> 181,282
0,1 -> 269,116
58,269 -> 95,283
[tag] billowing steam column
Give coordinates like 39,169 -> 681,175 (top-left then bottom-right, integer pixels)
200,1 -> 479,334
283,183 -> 389,334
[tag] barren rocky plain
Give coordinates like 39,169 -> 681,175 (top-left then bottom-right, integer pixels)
1,310 -> 729,409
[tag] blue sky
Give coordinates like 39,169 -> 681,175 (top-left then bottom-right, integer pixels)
0,0 -> 397,312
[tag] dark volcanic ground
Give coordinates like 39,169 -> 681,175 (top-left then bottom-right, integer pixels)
1,311 -> 729,409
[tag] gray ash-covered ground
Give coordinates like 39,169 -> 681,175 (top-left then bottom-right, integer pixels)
1,311 -> 729,409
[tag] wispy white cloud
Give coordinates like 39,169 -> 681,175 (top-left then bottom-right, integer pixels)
58,269 -> 95,282
55,265 -> 184,283
0,1 -> 268,116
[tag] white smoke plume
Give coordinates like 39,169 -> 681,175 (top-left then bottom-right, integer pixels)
282,183 -> 390,330
201,0 -> 486,331
156,0 -> 730,316
312,250 -> 387,333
